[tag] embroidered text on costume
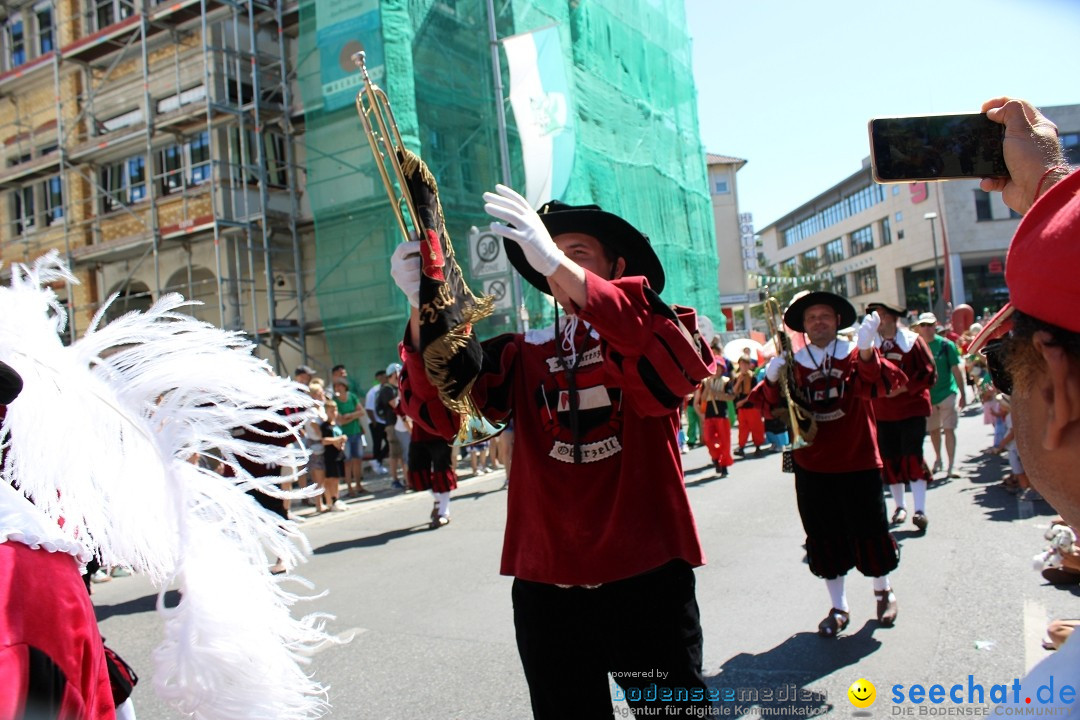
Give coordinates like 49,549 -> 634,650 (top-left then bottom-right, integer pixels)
549,436 -> 623,463
546,345 -> 603,373
812,409 -> 846,422
805,367 -> 844,383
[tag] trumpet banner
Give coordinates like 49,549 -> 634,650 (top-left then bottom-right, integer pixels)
399,148 -> 494,423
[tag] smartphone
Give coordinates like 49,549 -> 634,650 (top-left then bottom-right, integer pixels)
868,113 -> 1008,183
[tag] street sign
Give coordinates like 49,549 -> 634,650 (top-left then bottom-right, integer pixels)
484,278 -> 512,310
470,228 -> 509,278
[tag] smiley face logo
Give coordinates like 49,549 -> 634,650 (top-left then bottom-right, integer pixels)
848,678 -> 876,708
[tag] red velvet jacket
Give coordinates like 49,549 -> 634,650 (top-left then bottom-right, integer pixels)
0,542 -> 115,719
400,273 -> 714,586
871,329 -> 936,421
750,339 -> 906,474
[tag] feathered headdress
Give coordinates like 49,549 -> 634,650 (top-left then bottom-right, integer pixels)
0,252 -> 338,719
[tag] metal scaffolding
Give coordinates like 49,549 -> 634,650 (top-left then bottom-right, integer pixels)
0,0 -> 312,369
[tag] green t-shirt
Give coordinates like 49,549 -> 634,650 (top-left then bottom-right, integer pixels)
928,335 -> 961,404
335,391 -> 362,437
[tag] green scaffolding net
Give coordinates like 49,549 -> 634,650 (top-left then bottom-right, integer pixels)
296,0 -> 720,378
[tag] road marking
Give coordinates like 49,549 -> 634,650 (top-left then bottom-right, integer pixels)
1023,598 -> 1048,673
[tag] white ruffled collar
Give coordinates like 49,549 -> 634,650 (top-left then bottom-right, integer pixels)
524,317 -> 599,346
874,328 -> 918,353
0,482 -> 89,562
794,338 -> 855,369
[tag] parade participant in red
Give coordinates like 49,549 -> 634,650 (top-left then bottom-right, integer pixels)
407,419 -> 458,529
732,356 -> 766,456
752,291 -> 905,638
696,368 -> 735,476
392,184 -> 714,719
867,301 -> 937,532
0,359 -> 117,720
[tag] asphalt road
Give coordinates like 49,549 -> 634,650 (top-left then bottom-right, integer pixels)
92,406 -> 1076,719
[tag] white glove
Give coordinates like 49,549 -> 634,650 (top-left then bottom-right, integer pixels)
390,240 -> 422,308
856,311 -> 881,351
765,355 -> 786,383
483,184 -> 565,277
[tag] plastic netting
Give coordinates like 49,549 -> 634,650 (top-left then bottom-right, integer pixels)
297,0 -> 719,377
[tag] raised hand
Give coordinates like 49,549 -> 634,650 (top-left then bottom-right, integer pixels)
483,184 -> 566,277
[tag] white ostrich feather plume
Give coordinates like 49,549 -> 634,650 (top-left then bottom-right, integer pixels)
0,251 -> 338,718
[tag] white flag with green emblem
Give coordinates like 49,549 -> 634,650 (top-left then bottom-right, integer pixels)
503,25 -> 576,209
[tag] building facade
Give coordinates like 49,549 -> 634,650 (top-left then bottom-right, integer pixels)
759,103 -> 1080,323
706,152 -> 756,331
0,0 -> 321,372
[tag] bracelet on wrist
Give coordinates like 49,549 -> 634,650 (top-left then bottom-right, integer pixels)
1034,164 -> 1071,205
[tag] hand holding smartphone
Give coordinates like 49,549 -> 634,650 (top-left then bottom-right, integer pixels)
868,113 -> 1009,183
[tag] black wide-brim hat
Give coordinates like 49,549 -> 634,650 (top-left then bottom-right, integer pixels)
865,301 -> 907,317
505,200 -> 665,295
784,291 -> 857,333
0,359 -> 23,405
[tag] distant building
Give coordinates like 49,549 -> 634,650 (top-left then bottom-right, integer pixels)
759,103 -> 1080,322
706,153 -> 753,331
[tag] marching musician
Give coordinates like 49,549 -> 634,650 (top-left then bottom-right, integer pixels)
731,355 -> 766,456
695,366 -> 735,477
867,301 -> 937,532
751,290 -> 906,638
393,184 -> 714,718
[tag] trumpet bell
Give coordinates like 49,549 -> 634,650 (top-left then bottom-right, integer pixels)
352,51 -> 420,244
454,415 -> 506,447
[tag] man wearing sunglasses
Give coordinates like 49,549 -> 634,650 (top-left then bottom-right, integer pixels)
968,96 -> 1076,713
912,313 -> 966,479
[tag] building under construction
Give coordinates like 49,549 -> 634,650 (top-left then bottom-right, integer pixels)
0,0 -> 719,379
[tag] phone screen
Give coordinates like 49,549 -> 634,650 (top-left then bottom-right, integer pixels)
868,114 -> 1008,182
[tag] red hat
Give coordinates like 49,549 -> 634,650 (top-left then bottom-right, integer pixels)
969,168 -> 1080,354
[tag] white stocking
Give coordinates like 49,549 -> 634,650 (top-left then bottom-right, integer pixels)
889,483 -> 906,511
911,479 -> 927,514
436,491 -> 451,518
825,576 -> 848,612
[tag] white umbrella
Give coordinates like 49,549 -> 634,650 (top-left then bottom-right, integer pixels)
722,338 -> 765,365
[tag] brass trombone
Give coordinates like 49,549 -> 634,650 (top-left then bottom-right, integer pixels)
351,51 -> 502,447
764,293 -> 816,449
352,51 -> 419,243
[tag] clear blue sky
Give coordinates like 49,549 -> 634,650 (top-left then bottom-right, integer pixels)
684,0 -> 1080,230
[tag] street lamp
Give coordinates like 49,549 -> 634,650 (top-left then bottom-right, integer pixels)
924,211 -> 942,314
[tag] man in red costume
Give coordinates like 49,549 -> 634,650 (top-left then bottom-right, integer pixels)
392,184 -> 714,718
867,301 -> 937,532
0,359 -> 116,720
751,292 -> 905,638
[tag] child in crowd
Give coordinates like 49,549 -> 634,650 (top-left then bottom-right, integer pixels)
981,386 -> 1008,453
993,397 -> 1037,499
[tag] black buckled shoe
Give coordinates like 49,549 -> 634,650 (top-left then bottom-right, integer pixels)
912,511 -> 928,532
818,608 -> 850,638
875,590 -> 898,626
